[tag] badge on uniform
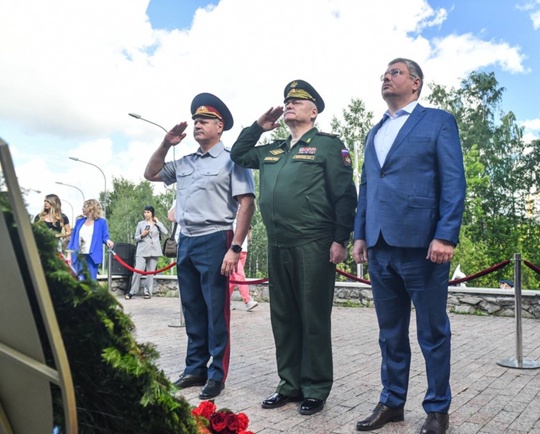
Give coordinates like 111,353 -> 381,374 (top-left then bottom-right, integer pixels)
341,149 -> 352,166
293,155 -> 315,161
270,149 -> 285,155
298,147 -> 316,155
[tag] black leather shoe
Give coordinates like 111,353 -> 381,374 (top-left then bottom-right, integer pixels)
199,379 -> 225,399
173,373 -> 207,389
420,412 -> 449,434
261,392 -> 302,409
356,402 -> 404,431
299,398 -> 325,415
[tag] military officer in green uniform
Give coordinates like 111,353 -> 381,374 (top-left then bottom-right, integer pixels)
230,80 -> 357,415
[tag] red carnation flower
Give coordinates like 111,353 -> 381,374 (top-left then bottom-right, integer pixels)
192,401 -> 216,419
237,413 -> 249,431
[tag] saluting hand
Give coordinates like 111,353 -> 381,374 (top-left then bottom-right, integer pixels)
164,122 -> 188,146
257,107 -> 284,132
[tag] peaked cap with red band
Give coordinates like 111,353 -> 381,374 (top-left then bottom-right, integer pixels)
283,79 -> 325,113
191,92 -> 234,131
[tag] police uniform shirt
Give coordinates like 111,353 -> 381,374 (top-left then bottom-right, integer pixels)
160,142 -> 255,237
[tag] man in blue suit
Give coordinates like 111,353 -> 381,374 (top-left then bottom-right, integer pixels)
353,58 -> 466,434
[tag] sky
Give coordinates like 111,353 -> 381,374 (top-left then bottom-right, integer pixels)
1,0 -> 539,222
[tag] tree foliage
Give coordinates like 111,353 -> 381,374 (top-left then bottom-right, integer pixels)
428,71 -> 540,288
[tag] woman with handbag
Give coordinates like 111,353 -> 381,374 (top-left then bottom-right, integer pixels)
125,205 -> 168,299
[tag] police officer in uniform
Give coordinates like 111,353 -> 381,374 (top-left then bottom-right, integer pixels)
231,80 -> 357,415
145,93 -> 255,400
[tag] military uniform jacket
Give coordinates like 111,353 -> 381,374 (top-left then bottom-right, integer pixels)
231,122 -> 357,248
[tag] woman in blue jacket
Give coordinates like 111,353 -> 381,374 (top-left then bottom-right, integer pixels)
68,199 -> 114,280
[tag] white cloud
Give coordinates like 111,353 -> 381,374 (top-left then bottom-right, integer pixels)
522,118 -> 540,130
0,0 -> 531,216
517,0 -> 540,29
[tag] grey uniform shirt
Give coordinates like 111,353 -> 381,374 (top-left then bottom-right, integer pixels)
160,142 -> 255,237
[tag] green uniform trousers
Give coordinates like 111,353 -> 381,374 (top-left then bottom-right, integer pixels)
268,237 -> 336,401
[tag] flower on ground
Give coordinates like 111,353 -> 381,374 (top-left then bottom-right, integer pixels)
191,401 -> 254,434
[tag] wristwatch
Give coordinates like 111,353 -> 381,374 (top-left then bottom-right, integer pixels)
230,244 -> 242,253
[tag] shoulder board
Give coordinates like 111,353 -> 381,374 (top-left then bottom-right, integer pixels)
254,141 -> 271,148
316,132 -> 339,138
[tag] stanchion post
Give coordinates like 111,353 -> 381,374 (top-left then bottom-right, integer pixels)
168,280 -> 185,328
497,253 -> 540,369
514,253 -> 523,364
107,249 -> 113,290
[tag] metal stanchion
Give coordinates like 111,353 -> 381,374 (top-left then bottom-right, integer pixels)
497,253 -> 540,369
107,249 -> 113,290
168,290 -> 185,327
168,264 -> 184,328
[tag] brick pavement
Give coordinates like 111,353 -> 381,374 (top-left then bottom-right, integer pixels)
118,294 -> 540,434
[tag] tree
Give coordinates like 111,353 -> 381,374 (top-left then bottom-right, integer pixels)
330,98 -> 374,278
330,97 -> 374,185
107,177 -> 174,244
428,72 -> 540,288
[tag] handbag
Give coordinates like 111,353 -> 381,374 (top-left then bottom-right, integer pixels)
162,222 -> 178,258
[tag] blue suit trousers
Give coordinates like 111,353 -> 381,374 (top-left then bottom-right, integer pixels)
368,237 -> 452,413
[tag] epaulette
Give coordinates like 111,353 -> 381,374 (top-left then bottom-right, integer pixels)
316,132 -> 339,138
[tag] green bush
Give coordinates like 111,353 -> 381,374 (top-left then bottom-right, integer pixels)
7,203 -> 198,433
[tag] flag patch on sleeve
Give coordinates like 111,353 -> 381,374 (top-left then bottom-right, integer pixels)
341,149 -> 352,166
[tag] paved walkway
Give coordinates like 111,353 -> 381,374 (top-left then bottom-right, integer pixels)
117,294 -> 540,433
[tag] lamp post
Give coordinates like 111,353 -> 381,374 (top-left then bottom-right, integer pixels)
128,113 -> 168,133
353,141 -> 363,279
55,181 -> 85,204
62,199 -> 75,225
68,157 -> 106,217
130,112 -> 182,325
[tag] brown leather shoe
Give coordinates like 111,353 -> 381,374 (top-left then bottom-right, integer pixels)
420,412 -> 449,434
356,402 -> 404,431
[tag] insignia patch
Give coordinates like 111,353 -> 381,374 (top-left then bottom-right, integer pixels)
264,156 -> 280,162
298,147 -> 317,155
293,155 -> 315,161
270,149 -> 285,155
341,149 -> 352,166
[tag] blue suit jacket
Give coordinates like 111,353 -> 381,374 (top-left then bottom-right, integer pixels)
68,217 -> 111,264
354,104 -> 466,248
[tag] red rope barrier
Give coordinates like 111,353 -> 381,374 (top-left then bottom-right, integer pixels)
336,268 -> 371,284
111,250 -> 177,275
524,260 -> 540,275
230,277 -> 269,285
448,259 -> 511,285
336,259 -> 513,286
110,247 -> 519,287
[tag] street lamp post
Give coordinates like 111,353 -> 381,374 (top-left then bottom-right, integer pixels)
55,181 -> 85,204
68,157 -> 106,217
353,141 -> 363,279
129,112 -> 183,326
128,113 -> 168,133
62,199 -> 75,225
